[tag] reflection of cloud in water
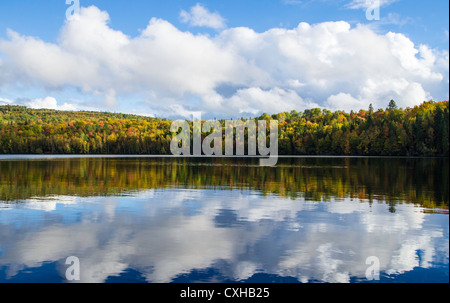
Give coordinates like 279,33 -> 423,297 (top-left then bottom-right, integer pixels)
0,189 -> 447,283
23,195 -> 77,212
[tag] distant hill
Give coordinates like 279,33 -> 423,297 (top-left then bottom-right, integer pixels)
0,101 -> 448,156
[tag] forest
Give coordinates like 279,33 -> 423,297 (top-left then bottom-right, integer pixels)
0,100 -> 448,156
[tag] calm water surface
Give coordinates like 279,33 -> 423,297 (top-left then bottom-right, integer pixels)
0,156 -> 448,283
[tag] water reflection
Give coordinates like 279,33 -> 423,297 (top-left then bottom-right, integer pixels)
0,157 -> 448,283
0,156 -> 448,209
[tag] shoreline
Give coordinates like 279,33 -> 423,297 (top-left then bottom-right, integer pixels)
0,154 -> 448,160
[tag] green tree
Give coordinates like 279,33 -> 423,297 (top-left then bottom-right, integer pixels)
388,99 -> 398,110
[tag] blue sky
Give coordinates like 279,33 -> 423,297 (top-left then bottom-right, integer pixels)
0,0 -> 448,119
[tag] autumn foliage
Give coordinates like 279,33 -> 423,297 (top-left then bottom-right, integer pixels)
0,100 -> 448,156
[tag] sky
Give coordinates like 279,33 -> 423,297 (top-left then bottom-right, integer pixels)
0,0 -> 448,119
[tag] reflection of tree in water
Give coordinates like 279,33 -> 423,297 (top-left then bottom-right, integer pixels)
0,157 -> 448,210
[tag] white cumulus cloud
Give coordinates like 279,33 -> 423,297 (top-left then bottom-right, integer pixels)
24,96 -> 78,111
0,5 -> 447,118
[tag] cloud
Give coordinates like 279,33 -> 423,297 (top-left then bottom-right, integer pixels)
225,87 -> 319,116
346,0 -> 398,10
380,12 -> 411,27
22,96 -> 78,111
0,97 -> 13,105
180,3 -> 226,29
325,93 -> 367,112
437,50 -> 449,72
0,5 -> 447,118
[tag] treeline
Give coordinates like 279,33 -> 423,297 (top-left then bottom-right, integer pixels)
274,100 -> 449,156
0,107 -> 172,154
0,100 -> 448,156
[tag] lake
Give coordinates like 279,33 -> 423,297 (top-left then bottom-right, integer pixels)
0,156 -> 448,283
